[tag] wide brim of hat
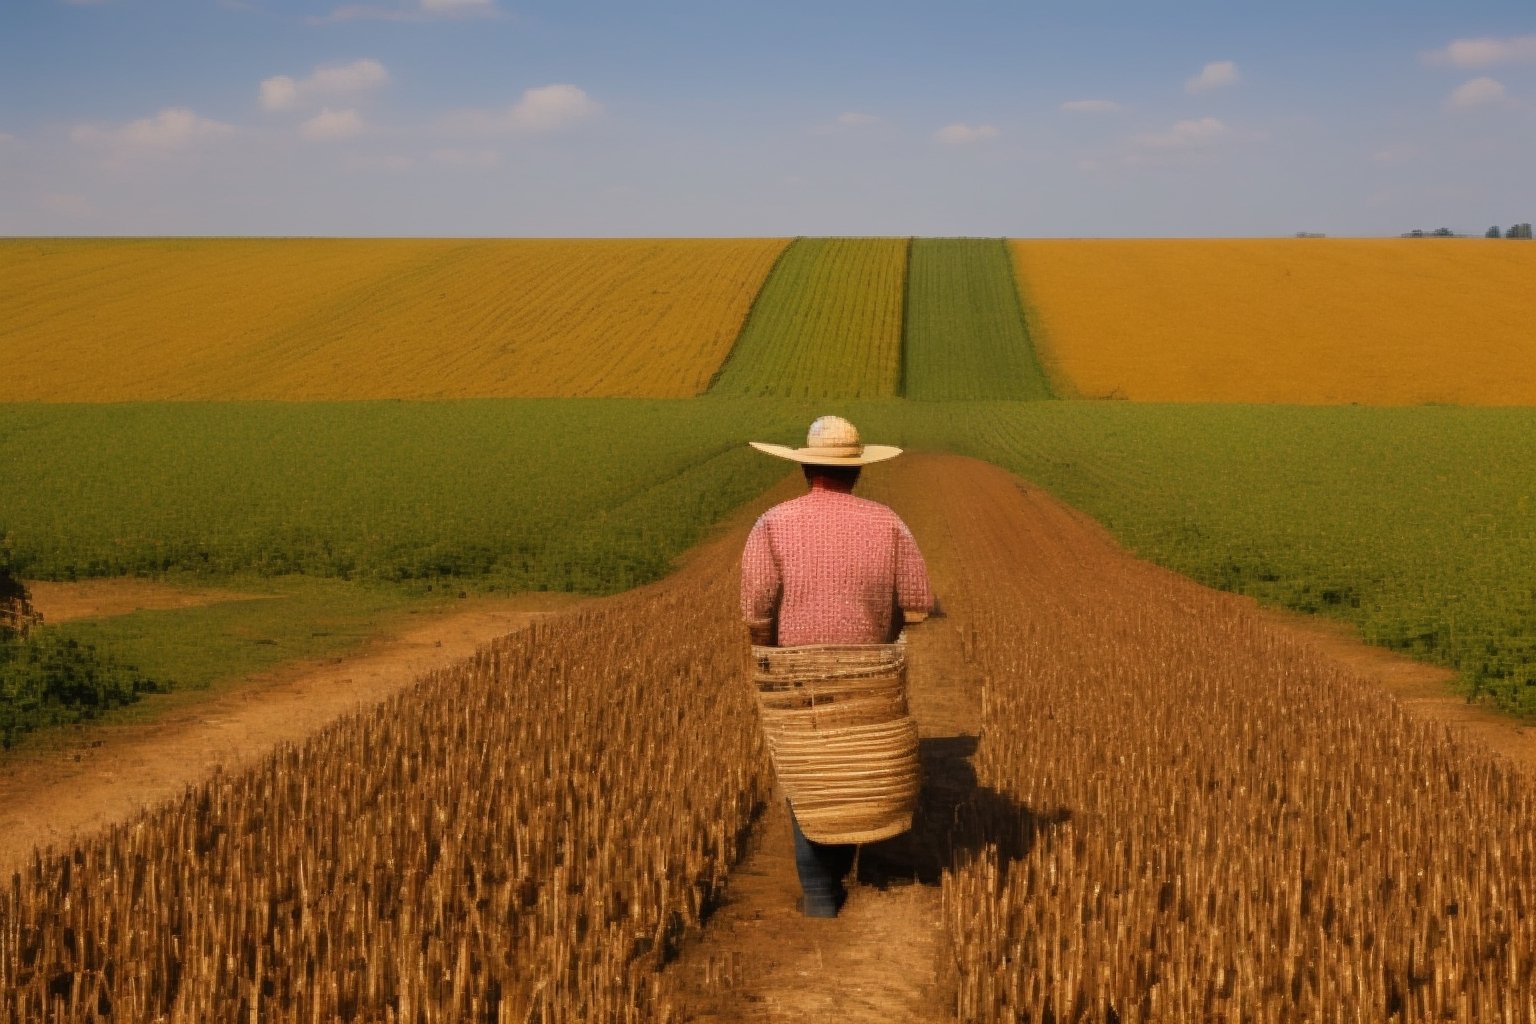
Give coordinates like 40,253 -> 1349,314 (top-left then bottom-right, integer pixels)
748,441 -> 903,466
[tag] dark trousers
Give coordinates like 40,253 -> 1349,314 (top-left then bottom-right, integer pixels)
789,803 -> 855,917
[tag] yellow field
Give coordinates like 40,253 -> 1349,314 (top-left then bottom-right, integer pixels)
1011,239 -> 1536,405
0,238 -> 788,400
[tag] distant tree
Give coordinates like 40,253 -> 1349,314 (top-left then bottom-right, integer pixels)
1509,223 -> 1533,239
1404,229 -> 1426,238
1486,225 -> 1502,238
1430,227 -> 1456,237
0,561 -> 40,639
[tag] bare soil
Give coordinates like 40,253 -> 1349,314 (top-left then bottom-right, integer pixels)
23,577 -> 275,624
4,455 -> 1530,1023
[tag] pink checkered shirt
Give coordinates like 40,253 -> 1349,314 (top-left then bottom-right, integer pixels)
740,488 -> 933,647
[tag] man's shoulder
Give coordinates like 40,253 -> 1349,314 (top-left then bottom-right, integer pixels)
759,491 -> 905,525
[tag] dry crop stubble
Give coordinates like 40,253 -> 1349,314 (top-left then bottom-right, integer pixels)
0,482 -> 799,1022
928,459 -> 1536,1022
1010,238 -> 1536,405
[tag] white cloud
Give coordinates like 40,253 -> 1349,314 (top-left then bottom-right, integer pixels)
300,107 -> 365,140
1186,60 -> 1240,94
934,122 -> 1000,145
1424,35 -> 1536,69
0,131 -> 19,147
260,59 -> 388,111
508,84 -> 600,131
1446,76 -> 1508,109
1061,99 -> 1122,114
71,107 -> 235,155
312,0 -> 498,23
1133,116 -> 1228,149
443,84 -> 601,135
260,77 -> 299,111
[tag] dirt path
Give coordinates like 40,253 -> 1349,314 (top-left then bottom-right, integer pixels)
0,596 -> 579,873
670,454 -> 1536,1022
24,577 -> 275,623
674,458 -> 984,1022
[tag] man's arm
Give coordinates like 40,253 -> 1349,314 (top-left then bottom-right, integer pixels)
740,517 -> 780,646
893,520 -> 935,625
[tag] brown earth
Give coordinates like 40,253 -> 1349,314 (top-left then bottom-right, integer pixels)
3,454 -> 1531,1022
23,577 -> 276,624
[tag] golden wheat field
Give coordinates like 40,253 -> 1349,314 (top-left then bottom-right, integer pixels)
1010,239 -> 1536,405
0,238 -> 788,401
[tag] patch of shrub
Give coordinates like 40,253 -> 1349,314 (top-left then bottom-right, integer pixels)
0,632 -> 164,748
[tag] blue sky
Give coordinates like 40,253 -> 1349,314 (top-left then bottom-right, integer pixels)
1,0 -> 1532,236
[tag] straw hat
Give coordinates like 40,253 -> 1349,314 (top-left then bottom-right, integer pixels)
749,415 -> 902,466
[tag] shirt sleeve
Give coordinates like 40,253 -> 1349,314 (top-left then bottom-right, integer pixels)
740,516 -> 781,629
893,519 -> 934,615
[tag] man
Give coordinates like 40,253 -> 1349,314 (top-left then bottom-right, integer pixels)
741,415 -> 934,916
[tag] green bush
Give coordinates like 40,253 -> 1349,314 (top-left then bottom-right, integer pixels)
0,632 -> 163,748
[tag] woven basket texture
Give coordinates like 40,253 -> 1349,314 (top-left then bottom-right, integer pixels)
751,640 -> 920,844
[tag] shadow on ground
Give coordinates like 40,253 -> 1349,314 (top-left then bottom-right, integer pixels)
857,735 -> 1070,887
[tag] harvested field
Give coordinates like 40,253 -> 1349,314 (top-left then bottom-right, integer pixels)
1011,238 -> 1536,404
5,456 -> 1535,1022
0,238 -> 788,400
921,460 -> 1536,1022
0,596 -> 572,873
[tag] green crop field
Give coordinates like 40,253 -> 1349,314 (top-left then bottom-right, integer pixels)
707,237 -> 908,398
901,238 -> 1053,401
6,396 -> 1535,715
0,401 -> 802,593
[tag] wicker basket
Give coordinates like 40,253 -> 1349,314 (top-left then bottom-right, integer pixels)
751,640 -> 920,844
